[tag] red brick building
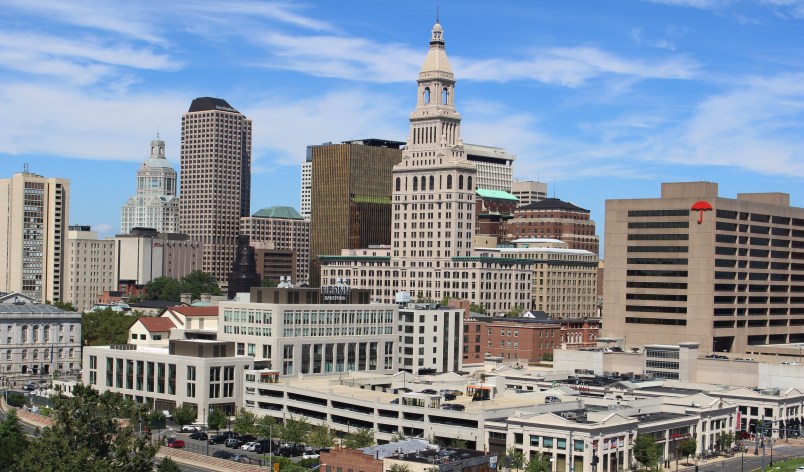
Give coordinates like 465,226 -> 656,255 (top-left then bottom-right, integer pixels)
560,318 -> 601,348
474,189 -> 518,241
463,315 -> 602,363
320,447 -> 383,472
507,198 -> 599,254
463,316 -> 561,363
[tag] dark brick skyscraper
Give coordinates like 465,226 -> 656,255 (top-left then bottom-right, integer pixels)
180,97 -> 252,283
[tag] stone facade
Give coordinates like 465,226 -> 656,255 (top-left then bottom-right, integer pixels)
120,136 -> 179,234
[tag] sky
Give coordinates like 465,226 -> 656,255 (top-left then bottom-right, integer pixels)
2,0 -> 804,252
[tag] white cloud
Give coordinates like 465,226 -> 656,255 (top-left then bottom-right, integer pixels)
0,82 -> 187,162
645,0 -> 734,9
244,89 -> 409,167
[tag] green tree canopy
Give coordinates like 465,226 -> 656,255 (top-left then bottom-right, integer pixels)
180,271 -> 222,299
279,415 -> 311,445
469,303 -> 486,314
172,405 -> 197,428
504,447 -> 526,471
82,307 -> 139,345
143,271 -> 221,302
504,305 -> 525,318
307,423 -> 336,449
449,438 -> 467,449
232,407 -> 256,435
207,407 -> 228,433
254,414 -> 278,440
634,434 -> 661,471
157,457 -> 182,472
390,465 -> 412,472
525,451 -> 551,472
343,427 -> 375,449
15,384 -> 157,471
716,432 -> 734,451
0,409 -> 28,470
50,300 -> 77,311
677,437 -> 697,460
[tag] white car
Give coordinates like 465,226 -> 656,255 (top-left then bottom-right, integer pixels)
794,467 -> 804,472
241,441 -> 260,451
302,452 -> 320,460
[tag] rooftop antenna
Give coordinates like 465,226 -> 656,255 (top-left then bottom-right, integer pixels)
156,124 -> 160,139
553,178 -> 556,198
23,163 -> 29,174
436,6 -> 439,23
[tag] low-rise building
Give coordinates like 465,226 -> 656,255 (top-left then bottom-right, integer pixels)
162,305 -> 219,332
0,300 -> 82,377
219,286 -> 397,375
398,304 -> 464,374
462,316 -> 561,364
128,317 -> 175,347
83,339 -> 253,417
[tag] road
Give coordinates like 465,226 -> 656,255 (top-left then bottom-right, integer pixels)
676,444 -> 804,472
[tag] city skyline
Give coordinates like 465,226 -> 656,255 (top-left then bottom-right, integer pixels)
1,0 -> 803,250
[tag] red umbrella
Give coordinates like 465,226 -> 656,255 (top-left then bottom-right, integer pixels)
690,200 -> 713,224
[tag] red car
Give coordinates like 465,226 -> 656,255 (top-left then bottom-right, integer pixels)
167,439 -> 186,448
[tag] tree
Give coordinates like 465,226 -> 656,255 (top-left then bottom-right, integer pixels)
254,414 -> 277,440
633,434 -> 661,471
232,407 -> 256,435
343,427 -> 375,448
390,465 -> 412,472
504,305 -> 524,318
180,271 -> 222,299
261,278 -> 279,287
449,438 -> 467,449
82,307 -> 138,345
51,300 -> 77,312
541,352 -> 554,362
157,457 -> 182,472
391,431 -> 407,442
307,423 -> 336,449
143,276 -> 183,302
525,451 -> 551,472
716,431 -> 734,452
280,415 -> 311,445
503,447 -> 526,471
172,405 -> 197,428
676,437 -> 697,463
15,384 -> 157,471
469,303 -> 486,314
207,407 -> 228,433
6,391 -> 26,408
0,409 -> 28,470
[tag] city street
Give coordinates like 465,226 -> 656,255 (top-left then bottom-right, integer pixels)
675,444 -> 804,472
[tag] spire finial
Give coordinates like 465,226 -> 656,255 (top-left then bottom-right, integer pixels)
436,6 -> 439,23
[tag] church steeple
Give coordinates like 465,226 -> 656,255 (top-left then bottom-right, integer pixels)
407,21 -> 463,159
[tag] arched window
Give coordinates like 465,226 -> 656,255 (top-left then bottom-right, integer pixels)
467,176 -> 473,190
395,177 -> 401,192
421,176 -> 427,192
429,176 -> 435,190
447,175 -> 452,189
413,177 -> 418,191
442,87 -> 449,104
424,87 -> 431,104
458,175 -> 464,189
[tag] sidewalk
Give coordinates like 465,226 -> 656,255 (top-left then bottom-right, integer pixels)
0,397 -> 54,428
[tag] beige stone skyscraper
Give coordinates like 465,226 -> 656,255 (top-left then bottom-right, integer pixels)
180,97 -> 252,284
320,22 -> 532,314
120,135 -> 179,234
0,170 -> 69,303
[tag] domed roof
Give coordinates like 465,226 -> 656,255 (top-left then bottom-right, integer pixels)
142,135 -> 175,169
420,21 -> 452,76
142,157 -> 175,169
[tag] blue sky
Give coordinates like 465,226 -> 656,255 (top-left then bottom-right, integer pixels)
2,0 -> 804,248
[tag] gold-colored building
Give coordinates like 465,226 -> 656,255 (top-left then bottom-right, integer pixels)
308,140 -> 403,286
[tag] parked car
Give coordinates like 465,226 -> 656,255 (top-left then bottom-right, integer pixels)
420,389 -> 438,395
277,445 -> 305,457
167,439 -> 186,448
212,450 -> 235,459
302,452 -> 320,460
189,431 -> 208,441
443,393 -> 457,401
180,425 -> 200,432
241,441 -> 260,451
225,437 -> 244,448
231,454 -> 254,464
440,403 -> 465,411
23,383 -> 36,391
208,434 -> 229,445
545,395 -> 561,404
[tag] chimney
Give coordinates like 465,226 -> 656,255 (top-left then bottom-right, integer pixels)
180,293 -> 192,305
